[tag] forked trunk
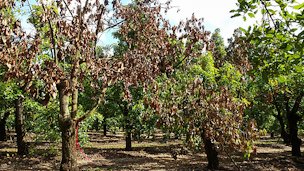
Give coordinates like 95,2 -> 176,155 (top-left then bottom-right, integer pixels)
0,112 -> 10,141
15,96 -> 28,155
202,131 -> 219,169
58,81 -> 79,171
285,93 -> 303,157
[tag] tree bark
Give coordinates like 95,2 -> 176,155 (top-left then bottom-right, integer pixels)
275,112 -> 290,144
103,120 -> 107,136
273,97 -> 290,144
15,96 -> 28,155
123,104 -> 132,151
58,80 -> 79,171
60,119 -> 78,171
287,112 -> 301,156
285,93 -> 303,157
125,131 -> 132,151
201,131 -> 219,170
185,132 -> 191,143
0,112 -> 10,141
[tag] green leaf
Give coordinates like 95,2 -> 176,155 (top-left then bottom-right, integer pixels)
239,27 -> 247,33
294,66 -> 303,73
248,13 -> 255,18
293,2 -> 304,10
277,75 -> 287,83
266,33 -> 274,38
231,13 -> 241,18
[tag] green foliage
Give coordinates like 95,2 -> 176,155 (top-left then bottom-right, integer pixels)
211,28 -> 227,67
26,99 -> 60,142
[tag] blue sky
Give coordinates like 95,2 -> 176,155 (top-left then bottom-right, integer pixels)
20,0 -> 258,46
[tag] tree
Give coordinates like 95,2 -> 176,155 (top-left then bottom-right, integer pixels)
0,79 -> 29,154
1,0 -> 210,170
211,28 -> 227,68
153,52 -> 256,169
0,81 -> 14,141
232,0 -> 304,156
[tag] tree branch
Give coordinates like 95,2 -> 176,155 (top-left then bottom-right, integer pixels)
41,3 -> 57,64
272,94 -> 282,118
62,0 -> 74,18
75,92 -> 105,124
291,91 -> 304,115
260,0 -> 277,30
284,93 -> 290,114
104,20 -> 124,32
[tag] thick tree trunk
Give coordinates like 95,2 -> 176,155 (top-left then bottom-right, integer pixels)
15,96 -> 28,155
285,93 -> 303,157
60,119 -> 78,171
202,131 -> 219,169
58,81 -> 79,171
0,112 -> 10,141
287,112 -> 302,157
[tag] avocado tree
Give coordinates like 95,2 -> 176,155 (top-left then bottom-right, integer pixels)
153,52 -> 256,169
232,0 -> 304,156
1,0 -> 211,170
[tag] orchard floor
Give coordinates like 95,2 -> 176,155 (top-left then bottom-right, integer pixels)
0,132 -> 304,171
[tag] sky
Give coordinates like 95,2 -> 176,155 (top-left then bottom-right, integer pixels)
98,0 -> 258,46
162,0 -> 255,42
20,0 -> 259,46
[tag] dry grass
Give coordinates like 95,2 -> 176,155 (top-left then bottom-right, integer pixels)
0,133 -> 303,170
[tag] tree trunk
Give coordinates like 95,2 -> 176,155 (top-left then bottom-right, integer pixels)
92,118 -> 99,131
202,131 -> 219,169
285,93 -> 303,157
287,112 -> 302,156
0,112 -> 10,141
60,119 -> 78,171
185,132 -> 191,143
276,113 -> 290,144
123,104 -> 132,151
103,120 -> 107,136
273,99 -> 290,144
58,81 -> 79,171
125,131 -> 132,151
15,96 -> 28,155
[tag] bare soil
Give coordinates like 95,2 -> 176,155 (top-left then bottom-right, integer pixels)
0,132 -> 303,171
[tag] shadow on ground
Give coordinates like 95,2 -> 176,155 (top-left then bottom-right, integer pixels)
0,135 -> 304,171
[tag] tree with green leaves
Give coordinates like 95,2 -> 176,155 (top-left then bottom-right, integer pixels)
152,51 -> 256,169
232,0 -> 304,156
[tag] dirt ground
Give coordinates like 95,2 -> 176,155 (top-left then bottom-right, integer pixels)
0,132 -> 304,171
